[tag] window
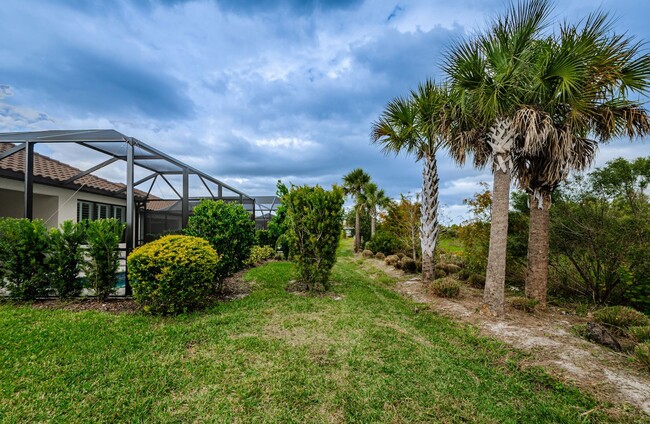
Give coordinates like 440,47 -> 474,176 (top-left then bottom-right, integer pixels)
77,200 -> 127,223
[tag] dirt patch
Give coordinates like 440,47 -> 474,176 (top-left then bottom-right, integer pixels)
219,269 -> 254,301
30,298 -> 140,314
393,275 -> 650,416
285,280 -> 344,300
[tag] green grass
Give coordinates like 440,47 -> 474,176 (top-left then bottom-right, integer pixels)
438,235 -> 465,254
0,239 -> 639,422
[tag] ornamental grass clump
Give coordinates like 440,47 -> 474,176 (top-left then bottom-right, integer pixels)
285,184 -> 344,291
635,343 -> 650,371
510,296 -> 539,313
593,306 -> 649,333
431,277 -> 461,298
384,255 -> 399,266
629,326 -> 650,343
128,235 -> 220,315
362,249 -> 374,258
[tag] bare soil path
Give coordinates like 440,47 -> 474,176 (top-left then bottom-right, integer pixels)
363,257 -> 650,416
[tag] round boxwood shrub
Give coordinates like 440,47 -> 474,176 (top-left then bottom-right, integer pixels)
375,252 -> 386,260
365,231 -> 401,255
362,249 -> 374,258
127,235 -> 220,315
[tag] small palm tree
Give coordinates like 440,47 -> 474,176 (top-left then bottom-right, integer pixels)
343,168 -> 371,252
444,0 -> 553,316
358,182 -> 392,238
372,80 -> 457,283
512,12 -> 650,305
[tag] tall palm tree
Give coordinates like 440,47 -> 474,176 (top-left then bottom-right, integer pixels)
372,80 -> 458,283
444,0 -> 553,316
512,13 -> 650,305
358,182 -> 392,238
343,168 -> 371,253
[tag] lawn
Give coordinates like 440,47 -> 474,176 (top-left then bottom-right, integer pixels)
0,239 -> 632,422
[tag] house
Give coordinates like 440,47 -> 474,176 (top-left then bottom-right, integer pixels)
0,142 -> 145,228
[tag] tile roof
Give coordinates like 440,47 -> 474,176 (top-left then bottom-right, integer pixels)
0,143 -> 152,199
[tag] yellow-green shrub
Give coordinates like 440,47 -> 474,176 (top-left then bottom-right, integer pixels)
245,245 -> 275,266
127,235 -> 220,315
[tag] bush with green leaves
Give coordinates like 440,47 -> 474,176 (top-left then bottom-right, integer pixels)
365,231 -> 402,255
0,218 -> 49,300
185,200 -> 256,284
245,245 -> 275,266
431,277 -> 461,298
285,184 -> 344,291
593,306 -> 649,333
128,235 -> 220,315
48,220 -> 85,299
83,218 -> 125,300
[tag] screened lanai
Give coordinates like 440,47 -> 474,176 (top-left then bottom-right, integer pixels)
0,129 -> 275,294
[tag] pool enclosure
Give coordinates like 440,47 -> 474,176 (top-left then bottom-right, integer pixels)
0,129 -> 280,294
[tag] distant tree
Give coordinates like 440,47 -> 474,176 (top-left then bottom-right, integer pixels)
342,168 -> 371,253
358,182 -> 393,238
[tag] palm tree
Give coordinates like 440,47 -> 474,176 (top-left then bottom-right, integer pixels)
444,0 -> 553,316
512,13 -> 650,305
371,80 -> 458,283
343,168 -> 371,253
358,182 -> 392,238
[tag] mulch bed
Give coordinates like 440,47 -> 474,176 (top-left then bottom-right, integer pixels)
21,271 -> 254,314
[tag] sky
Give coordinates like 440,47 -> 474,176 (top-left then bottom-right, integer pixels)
1,0 -> 650,223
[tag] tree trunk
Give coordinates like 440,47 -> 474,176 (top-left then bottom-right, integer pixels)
420,154 -> 439,283
525,191 -> 551,306
483,166 -> 511,316
370,212 -> 376,239
354,208 -> 361,253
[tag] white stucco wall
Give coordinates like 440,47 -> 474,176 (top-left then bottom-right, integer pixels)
0,177 -> 127,228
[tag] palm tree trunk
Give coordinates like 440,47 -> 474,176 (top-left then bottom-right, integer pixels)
483,166 -> 511,316
483,117 -> 516,317
354,208 -> 361,253
370,211 -> 376,238
525,191 -> 551,306
420,154 -> 439,284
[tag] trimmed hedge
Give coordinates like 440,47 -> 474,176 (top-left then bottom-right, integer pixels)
83,218 -> 125,300
128,235 -> 220,315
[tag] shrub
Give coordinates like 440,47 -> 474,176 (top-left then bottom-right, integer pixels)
635,342 -> 650,371
362,249 -> 374,258
467,274 -> 486,289
274,252 -> 285,261
510,296 -> 538,313
48,220 -> 85,299
375,252 -> 385,260
629,326 -> 650,343
0,218 -> 49,300
396,253 -> 405,260
246,245 -> 276,266
431,277 -> 461,298
434,269 -> 447,279
128,235 -> 220,315
255,229 -> 274,247
400,257 -> 417,273
365,231 -> 402,255
84,219 -> 125,300
385,255 -> 399,266
285,185 -> 344,291
457,269 -> 472,281
593,306 -> 649,332
185,200 -> 256,283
